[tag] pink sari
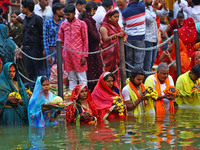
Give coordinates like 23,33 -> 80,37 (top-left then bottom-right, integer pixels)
101,9 -> 122,85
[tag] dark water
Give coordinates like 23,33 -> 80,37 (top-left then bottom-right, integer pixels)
1,107 -> 200,150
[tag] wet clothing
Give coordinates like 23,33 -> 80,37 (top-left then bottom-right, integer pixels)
0,62 -> 29,126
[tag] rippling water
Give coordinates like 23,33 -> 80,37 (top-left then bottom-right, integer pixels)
1,107 -> 200,149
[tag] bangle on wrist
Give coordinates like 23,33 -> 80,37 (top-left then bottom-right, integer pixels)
133,102 -> 136,107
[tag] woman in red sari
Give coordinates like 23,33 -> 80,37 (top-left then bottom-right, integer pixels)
178,17 -> 197,57
159,39 -> 190,82
66,84 -> 98,125
91,72 -> 126,121
100,9 -> 127,85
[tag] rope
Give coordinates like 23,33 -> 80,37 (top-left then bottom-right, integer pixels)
62,41 -> 118,54
125,60 -> 176,74
124,35 -> 174,51
67,67 -> 120,82
18,71 -> 36,83
16,46 -> 57,61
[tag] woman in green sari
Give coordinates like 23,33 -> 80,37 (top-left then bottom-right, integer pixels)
0,62 -> 29,126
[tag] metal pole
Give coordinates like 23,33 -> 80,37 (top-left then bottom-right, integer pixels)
119,37 -> 127,88
56,39 -> 63,98
174,29 -> 182,78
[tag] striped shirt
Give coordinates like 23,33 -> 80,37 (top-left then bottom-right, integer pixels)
122,2 -> 145,40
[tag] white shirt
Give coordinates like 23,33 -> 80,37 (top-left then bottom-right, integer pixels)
19,3 -> 52,20
173,0 -> 188,19
147,75 -> 174,111
75,8 -> 80,19
145,6 -> 168,42
93,6 -> 107,32
115,7 -> 123,28
122,84 -> 144,114
179,2 -> 200,23
44,9 -> 53,22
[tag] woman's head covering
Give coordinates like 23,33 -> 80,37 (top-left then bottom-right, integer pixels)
189,51 -> 200,70
0,24 -> 16,65
102,9 -> 121,33
0,62 -> 29,122
66,84 -> 98,124
28,76 -> 55,127
91,72 -> 119,111
178,17 -> 197,56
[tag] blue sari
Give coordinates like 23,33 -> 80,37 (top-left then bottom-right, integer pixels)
0,24 -> 16,66
0,62 -> 29,126
28,76 -> 57,127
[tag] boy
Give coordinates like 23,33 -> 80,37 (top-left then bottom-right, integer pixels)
58,4 -> 88,90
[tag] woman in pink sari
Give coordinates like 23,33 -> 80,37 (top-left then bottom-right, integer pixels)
91,72 -> 126,121
178,17 -> 197,57
100,9 -> 127,85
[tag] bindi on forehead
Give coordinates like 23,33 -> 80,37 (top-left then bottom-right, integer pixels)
10,66 -> 15,71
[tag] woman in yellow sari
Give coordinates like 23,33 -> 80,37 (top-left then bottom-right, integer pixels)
175,65 -> 200,106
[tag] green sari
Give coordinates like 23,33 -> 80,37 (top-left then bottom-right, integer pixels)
0,62 -> 29,126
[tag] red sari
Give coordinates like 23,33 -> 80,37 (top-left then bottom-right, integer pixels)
101,9 -> 122,85
66,84 -> 98,124
178,17 -> 197,57
91,72 -> 125,121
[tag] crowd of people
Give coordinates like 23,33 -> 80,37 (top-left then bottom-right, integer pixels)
0,0 -> 200,126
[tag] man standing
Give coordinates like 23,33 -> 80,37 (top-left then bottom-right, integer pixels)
122,68 -> 155,116
58,4 -> 88,90
43,3 -> 65,77
75,0 -> 87,18
144,0 -> 168,73
115,0 -> 128,28
173,0 -> 188,19
122,0 -> 146,77
21,0 -> 44,88
93,0 -> 113,31
175,65 -> 200,106
145,63 -> 175,114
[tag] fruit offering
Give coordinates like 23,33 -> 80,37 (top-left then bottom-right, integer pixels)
43,96 -> 67,108
192,83 -> 200,92
145,86 -> 158,100
9,92 -> 22,100
26,89 -> 32,96
163,86 -> 179,97
113,96 -> 125,116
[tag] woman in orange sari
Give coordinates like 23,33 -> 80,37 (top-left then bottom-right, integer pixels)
159,39 -> 190,82
178,17 -> 197,57
100,9 -> 127,85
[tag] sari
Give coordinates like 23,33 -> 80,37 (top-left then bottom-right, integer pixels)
66,84 -> 98,124
189,51 -> 200,70
91,72 -> 125,121
0,24 -> 16,66
165,39 -> 190,82
0,62 -> 29,126
178,17 -> 197,57
101,9 -> 122,85
175,71 -> 200,106
28,76 -> 56,127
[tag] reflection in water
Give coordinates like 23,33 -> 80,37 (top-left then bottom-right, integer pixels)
1,108 -> 200,149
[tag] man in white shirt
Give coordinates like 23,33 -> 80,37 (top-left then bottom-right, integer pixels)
173,0 -> 188,19
75,0 -> 87,18
179,0 -> 200,23
115,0 -> 128,28
93,0 -> 113,31
18,0 -> 51,21
144,0 -> 168,73
145,62 -> 174,112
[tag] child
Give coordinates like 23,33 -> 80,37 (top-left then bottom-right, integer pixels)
58,4 -> 88,90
